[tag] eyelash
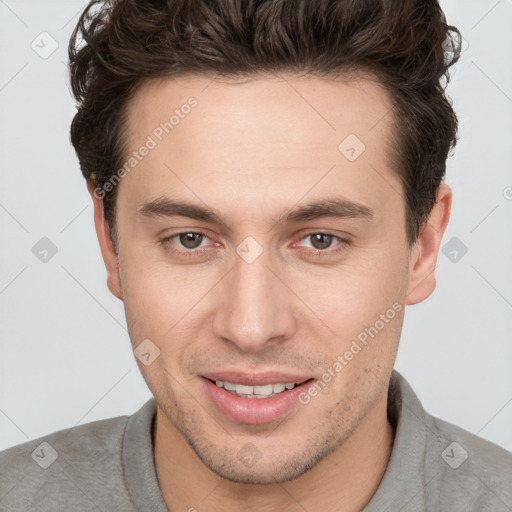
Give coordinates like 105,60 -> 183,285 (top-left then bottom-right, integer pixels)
159,231 -> 351,258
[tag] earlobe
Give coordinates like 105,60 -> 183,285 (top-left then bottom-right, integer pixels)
87,182 -> 123,301
405,183 -> 452,306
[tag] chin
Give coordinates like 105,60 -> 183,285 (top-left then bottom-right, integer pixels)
185,434 -> 337,485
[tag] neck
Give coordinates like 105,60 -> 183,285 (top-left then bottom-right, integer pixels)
154,389 -> 394,512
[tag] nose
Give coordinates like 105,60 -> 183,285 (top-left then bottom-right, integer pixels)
212,240 -> 297,353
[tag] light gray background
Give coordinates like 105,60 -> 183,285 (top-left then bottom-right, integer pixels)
1,0 -> 511,453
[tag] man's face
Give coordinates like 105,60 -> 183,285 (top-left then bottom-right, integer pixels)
113,74 -> 412,483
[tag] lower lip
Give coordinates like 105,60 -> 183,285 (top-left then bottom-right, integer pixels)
200,377 -> 315,425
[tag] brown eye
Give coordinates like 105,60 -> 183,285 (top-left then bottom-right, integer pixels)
309,233 -> 334,250
178,232 -> 204,249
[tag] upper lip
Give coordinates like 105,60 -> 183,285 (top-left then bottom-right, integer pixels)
201,371 -> 314,386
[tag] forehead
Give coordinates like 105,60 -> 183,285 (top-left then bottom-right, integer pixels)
120,73 -> 401,225
126,72 -> 393,152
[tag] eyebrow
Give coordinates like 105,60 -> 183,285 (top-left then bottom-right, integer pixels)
137,196 -> 374,226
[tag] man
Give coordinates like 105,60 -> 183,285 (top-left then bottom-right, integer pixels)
1,0 -> 511,511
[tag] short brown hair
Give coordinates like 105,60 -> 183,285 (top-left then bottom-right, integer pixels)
68,0 -> 462,247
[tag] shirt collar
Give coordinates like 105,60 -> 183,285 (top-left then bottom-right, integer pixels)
363,369 -> 429,511
123,397 -> 168,511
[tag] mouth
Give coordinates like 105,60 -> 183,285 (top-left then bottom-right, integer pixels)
205,377 -> 311,398
200,375 -> 316,425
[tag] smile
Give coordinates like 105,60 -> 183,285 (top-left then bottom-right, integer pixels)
213,380 -> 306,398
201,376 -> 315,424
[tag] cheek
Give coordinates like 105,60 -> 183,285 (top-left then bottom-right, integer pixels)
119,247 -> 216,343
295,245 -> 407,370
302,246 -> 407,321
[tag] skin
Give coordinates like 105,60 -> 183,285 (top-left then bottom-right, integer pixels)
89,73 -> 451,511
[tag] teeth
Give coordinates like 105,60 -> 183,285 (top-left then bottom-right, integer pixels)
213,380 -> 298,398
253,384 -> 273,396
235,384 -> 253,395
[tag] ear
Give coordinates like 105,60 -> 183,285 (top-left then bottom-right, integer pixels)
406,183 -> 452,305
87,182 -> 123,301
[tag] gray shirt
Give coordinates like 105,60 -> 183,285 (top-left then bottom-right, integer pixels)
1,370 -> 511,511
